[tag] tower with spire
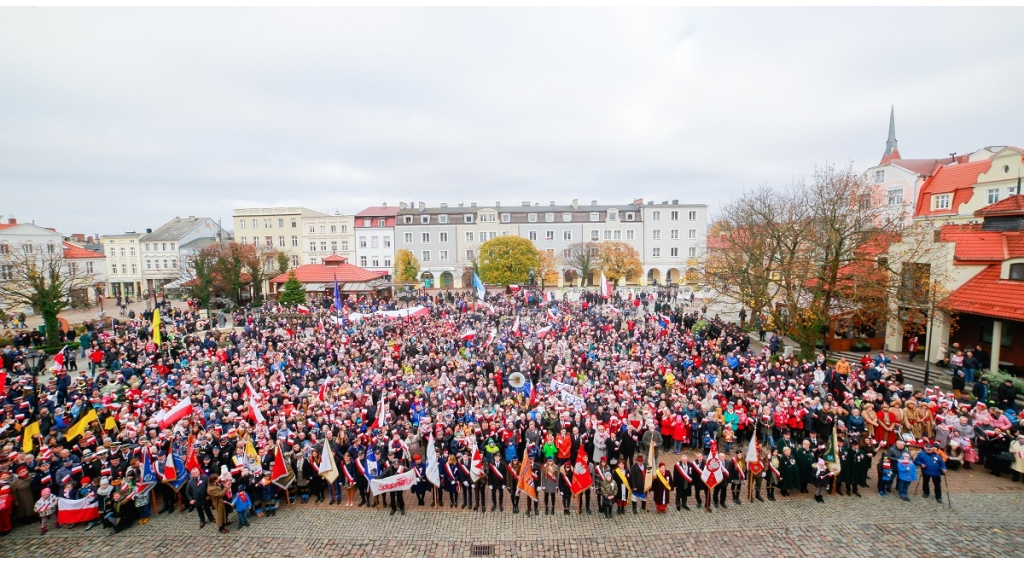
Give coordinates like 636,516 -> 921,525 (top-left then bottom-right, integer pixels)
880,106 -> 901,165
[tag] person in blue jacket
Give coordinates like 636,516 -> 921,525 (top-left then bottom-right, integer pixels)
913,441 -> 947,503
896,452 -> 917,501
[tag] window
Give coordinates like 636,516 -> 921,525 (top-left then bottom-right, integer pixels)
479,232 -> 488,243
688,229 -> 697,240
264,219 -> 271,229
309,258 -> 318,265
129,248 -> 135,256
279,236 -> 285,247
241,237 -> 247,245
363,219 -> 371,227
545,230 -> 554,241
309,226 -> 316,234
111,264 -> 118,274
341,241 -> 349,251
604,230 -> 612,240
384,236 -> 391,248
439,250 -> 448,261
528,213 -> 537,223
626,229 -> 635,240
652,248 -> 661,258
0,244 -> 8,254
626,212 -> 634,221
688,246 -> 697,258
265,236 -> 273,248
144,243 -> 150,252
670,229 -> 679,240
377,219 -> 385,227
439,214 -> 448,224
670,247 -> 679,258
688,211 -> 697,221
84,261 -> 94,274
371,236 -> 379,248
131,264 -> 137,274
528,231 -> 538,241
466,250 -> 474,260
162,259 -> 169,269
170,243 -> 175,251
466,232 -> 474,243
171,260 -> 177,269
421,215 -> 430,224
421,233 -> 429,244
501,213 -> 511,223
252,219 -> 259,229
934,194 -> 951,210
501,230 -> 510,236
652,211 -> 661,221
371,257 -> 379,267
613,230 -> 621,240
652,229 -> 661,240
320,225 -> 326,234
563,230 -> 572,241
562,213 -> 572,222
330,225 -> 337,233
545,213 -> 554,222
988,188 -> 1001,204
609,212 -> 618,221
340,225 -> 347,233
1010,263 -> 1024,281
404,216 -> 412,224
360,257 -> 367,267
309,241 -> 317,252
278,218 -> 284,228
590,230 -> 599,241
384,257 -> 391,267
875,170 -> 885,183
589,212 -> 599,221
421,250 -> 430,262
239,221 -> 245,230
291,236 -> 298,247
291,219 -> 297,228
404,233 -> 413,243
0,265 -> 11,280
670,211 -> 679,221
439,232 -> 448,243
359,237 -> 367,248
890,189 -> 905,206
320,241 -> 327,252
331,241 -> 337,252
291,256 -> 299,267
465,214 -> 474,224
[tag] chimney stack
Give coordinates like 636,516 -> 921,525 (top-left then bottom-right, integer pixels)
471,202 -> 477,208
591,200 -> 597,206
8,217 -> 17,225
572,199 -> 578,209
550,201 -> 555,206
522,201 -> 530,206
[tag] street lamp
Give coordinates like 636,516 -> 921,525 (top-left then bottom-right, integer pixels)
922,282 -> 936,389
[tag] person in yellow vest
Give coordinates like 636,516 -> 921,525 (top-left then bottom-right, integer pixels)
650,462 -> 672,513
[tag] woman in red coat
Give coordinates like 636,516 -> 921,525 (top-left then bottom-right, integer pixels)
660,411 -> 675,451
0,484 -> 13,536
672,415 -> 688,454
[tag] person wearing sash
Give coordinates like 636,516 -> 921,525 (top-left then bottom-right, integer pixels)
594,456 -> 613,518
690,452 -> 708,507
728,452 -> 745,506
613,458 -> 631,515
457,452 -> 473,510
441,454 -> 459,508
672,454 -> 694,511
506,455 -> 521,514
341,451 -> 358,507
651,462 -> 672,513
712,451 -> 730,509
628,454 -> 648,514
354,450 -> 371,507
558,461 -> 574,515
488,455 -> 505,512
540,457 -> 558,515
410,453 -> 432,506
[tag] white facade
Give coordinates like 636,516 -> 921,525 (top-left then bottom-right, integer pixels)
640,201 -> 708,285
100,233 -> 145,298
140,216 -> 222,297
233,207 -> 328,270
301,214 -> 356,266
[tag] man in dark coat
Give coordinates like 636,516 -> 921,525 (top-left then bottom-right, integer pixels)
628,454 -> 649,514
184,467 -> 214,527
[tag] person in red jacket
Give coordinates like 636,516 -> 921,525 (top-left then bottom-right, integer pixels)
555,428 -> 572,466
672,414 -> 687,454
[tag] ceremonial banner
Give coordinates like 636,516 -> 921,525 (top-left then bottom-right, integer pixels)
369,470 -> 417,496
560,390 -> 586,410
57,497 -> 100,525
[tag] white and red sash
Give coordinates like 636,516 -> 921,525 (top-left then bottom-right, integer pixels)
342,463 -> 355,483
444,463 -> 457,482
732,458 -> 745,481
675,462 -> 692,483
490,463 -> 504,480
769,462 -> 781,479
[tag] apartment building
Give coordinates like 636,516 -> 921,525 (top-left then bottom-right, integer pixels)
640,200 -> 709,285
301,214 -> 356,266
353,205 -> 400,277
100,232 -> 144,299
140,216 -> 222,298
232,207 -> 328,270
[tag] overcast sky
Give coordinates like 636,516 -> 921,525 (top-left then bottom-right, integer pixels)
2,7 -> 1023,236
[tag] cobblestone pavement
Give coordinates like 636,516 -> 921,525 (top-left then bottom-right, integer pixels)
3,468 -> 1022,557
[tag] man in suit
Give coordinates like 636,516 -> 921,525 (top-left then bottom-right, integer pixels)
185,467 -> 214,528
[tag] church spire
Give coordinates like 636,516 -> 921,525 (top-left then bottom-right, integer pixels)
885,105 -> 897,156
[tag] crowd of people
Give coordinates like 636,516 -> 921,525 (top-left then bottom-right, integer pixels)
2,286 -> 1023,538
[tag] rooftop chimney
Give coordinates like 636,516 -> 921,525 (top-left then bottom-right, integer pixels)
440,203 -> 448,208
522,201 -> 531,206
188,215 -> 196,221
418,202 -> 425,210
550,201 -> 555,206
471,202 -> 477,208
672,199 -> 679,205
383,202 -> 388,207
399,201 -> 408,209
572,199 -> 578,209
146,228 -> 152,233
591,200 -> 597,206
7,218 -> 16,225
495,201 -> 500,207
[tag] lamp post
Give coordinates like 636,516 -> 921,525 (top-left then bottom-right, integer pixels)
922,282 -> 935,389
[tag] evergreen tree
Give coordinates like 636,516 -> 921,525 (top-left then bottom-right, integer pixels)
277,270 -> 307,306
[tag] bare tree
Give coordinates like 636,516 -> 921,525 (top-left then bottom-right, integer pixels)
563,242 -> 599,287
0,244 -> 97,346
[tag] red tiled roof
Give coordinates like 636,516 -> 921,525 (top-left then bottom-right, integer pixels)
354,206 -> 401,218
975,194 -> 1024,216
62,242 -> 105,259
939,224 -> 1024,262
891,158 -> 945,177
941,265 -> 1024,322
270,262 -> 382,285
914,159 -> 992,217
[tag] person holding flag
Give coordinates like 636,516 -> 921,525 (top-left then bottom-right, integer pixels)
472,271 -> 486,301
570,450 -> 594,515
700,441 -> 724,512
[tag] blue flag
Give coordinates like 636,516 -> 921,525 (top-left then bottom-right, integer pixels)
138,448 -> 159,496
169,453 -> 188,490
333,274 -> 342,311
472,272 -> 486,301
366,450 -> 379,478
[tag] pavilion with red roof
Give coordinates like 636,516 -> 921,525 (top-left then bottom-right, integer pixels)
269,254 -> 389,302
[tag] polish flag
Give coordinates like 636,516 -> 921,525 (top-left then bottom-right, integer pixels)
318,378 -> 331,402
511,315 -> 520,335
746,432 -> 764,475
158,397 -> 193,429
297,305 -> 311,315
243,379 -> 260,400
484,329 -> 496,348
57,497 -> 100,525
247,398 -> 266,424
161,442 -> 178,483
546,309 -> 557,322
460,329 -> 477,341
600,272 -> 611,299
536,325 -> 553,339
470,442 -> 485,483
608,305 -> 621,315
52,346 -> 67,371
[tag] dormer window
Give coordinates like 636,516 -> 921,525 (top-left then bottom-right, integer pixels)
934,194 -> 951,210
421,215 -> 430,224
1010,263 -> 1024,281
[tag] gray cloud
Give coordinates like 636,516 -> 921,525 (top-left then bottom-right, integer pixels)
2,7 -> 1022,235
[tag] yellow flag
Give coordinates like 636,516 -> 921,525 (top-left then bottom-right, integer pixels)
64,409 -> 98,442
104,415 -> 118,431
22,420 -> 40,452
245,437 -> 262,470
152,309 -> 162,346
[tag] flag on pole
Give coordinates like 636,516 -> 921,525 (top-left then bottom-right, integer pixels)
161,441 -> 178,484
746,428 -> 764,475
600,272 -> 611,299
184,435 -> 204,475
701,440 -> 724,489
425,435 -> 441,487
157,397 -> 193,429
152,309 -> 162,346
271,445 -> 295,489
52,346 -> 67,371
22,420 -> 40,453
516,456 -> 537,501
470,441 -> 484,483
138,448 -> 159,496
366,449 -> 379,478
296,304 -> 311,315
64,409 -> 98,442
459,329 -> 477,341
317,440 -> 339,483
823,422 -> 840,473
472,271 -> 486,301
368,402 -> 387,432
536,325 -> 553,339
643,439 -> 655,492
333,274 -> 342,311
247,397 -> 265,424
511,315 -> 520,335
570,450 -> 593,495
